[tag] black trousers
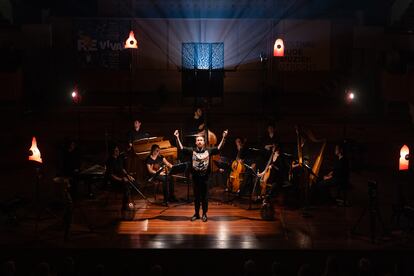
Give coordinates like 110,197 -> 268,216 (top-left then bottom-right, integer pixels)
154,175 -> 174,202
312,179 -> 348,203
193,174 -> 209,215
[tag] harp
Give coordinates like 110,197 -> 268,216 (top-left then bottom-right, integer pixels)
295,125 -> 327,188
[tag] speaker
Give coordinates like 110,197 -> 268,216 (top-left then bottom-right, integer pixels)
182,69 -> 223,97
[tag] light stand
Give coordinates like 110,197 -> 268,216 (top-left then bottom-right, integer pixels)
27,138 -> 61,235
124,30 -> 138,117
71,88 -> 82,142
343,90 -> 355,139
351,180 -> 388,243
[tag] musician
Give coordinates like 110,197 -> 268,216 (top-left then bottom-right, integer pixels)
257,144 -> 289,198
105,146 -> 135,211
59,139 -> 80,199
189,107 -> 205,134
174,129 -> 228,222
127,119 -> 149,149
233,138 -> 257,195
315,143 -> 349,204
145,144 -> 175,205
262,124 -> 280,151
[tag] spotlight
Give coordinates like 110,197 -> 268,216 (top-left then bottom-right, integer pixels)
28,137 -> 42,164
273,38 -> 285,57
71,88 -> 81,104
345,89 -> 356,103
124,31 -> 138,49
399,144 -> 410,171
260,52 -> 267,63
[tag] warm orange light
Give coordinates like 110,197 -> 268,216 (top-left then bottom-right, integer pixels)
399,145 -> 409,171
273,38 -> 285,57
124,31 -> 138,49
28,137 -> 43,164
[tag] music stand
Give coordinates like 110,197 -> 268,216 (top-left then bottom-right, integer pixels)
213,160 -> 231,171
169,162 -> 188,175
127,179 -> 151,203
168,162 -> 190,202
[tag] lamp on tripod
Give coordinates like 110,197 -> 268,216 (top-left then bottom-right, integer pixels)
28,137 -> 44,233
124,30 -> 138,116
71,86 -> 82,141
351,180 -> 388,243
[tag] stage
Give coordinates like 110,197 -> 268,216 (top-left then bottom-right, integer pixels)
1,178 -> 412,251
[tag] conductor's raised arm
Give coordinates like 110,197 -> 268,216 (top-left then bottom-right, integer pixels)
217,129 -> 228,150
173,130 -> 184,150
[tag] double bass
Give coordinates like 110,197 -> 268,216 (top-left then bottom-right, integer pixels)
200,126 -> 220,173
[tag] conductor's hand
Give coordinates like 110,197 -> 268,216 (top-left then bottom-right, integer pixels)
174,130 -> 180,137
222,129 -> 228,138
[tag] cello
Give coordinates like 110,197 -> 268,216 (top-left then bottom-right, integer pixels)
254,146 -> 276,197
227,139 -> 246,193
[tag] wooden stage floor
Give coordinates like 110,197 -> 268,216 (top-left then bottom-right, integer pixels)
1,182 -> 413,250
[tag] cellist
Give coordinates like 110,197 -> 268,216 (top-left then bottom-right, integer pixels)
229,138 -> 257,195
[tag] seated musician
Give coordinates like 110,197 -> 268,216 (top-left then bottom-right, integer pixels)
259,124 -> 281,170
105,146 -> 135,211
314,143 -> 349,205
127,119 -> 150,150
234,138 -> 257,195
257,144 -> 289,198
145,144 -> 176,205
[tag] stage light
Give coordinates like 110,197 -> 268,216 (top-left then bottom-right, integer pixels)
28,137 -> 43,164
345,89 -> 356,103
399,144 -> 409,171
71,87 -> 82,104
124,31 -> 138,49
273,38 -> 285,57
260,52 -> 267,63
